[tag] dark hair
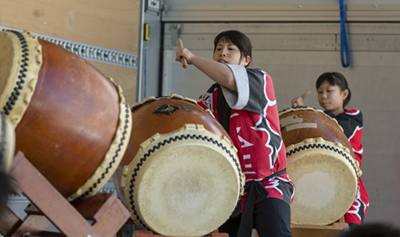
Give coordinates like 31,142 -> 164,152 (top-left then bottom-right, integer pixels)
213,30 -> 252,68
316,72 -> 351,108
339,223 -> 400,237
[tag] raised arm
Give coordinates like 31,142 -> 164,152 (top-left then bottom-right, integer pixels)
176,48 -> 237,91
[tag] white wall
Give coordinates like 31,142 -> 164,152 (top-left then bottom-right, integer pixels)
163,0 -> 400,22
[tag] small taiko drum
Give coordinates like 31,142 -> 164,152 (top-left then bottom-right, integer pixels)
113,94 -> 244,237
0,30 -> 132,201
279,107 -> 361,225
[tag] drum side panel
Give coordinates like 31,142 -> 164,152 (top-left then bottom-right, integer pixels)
15,39 -> 120,197
121,98 -> 229,167
280,109 -> 353,156
89,61 -> 137,106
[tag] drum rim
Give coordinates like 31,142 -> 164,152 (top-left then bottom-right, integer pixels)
286,137 -> 361,178
0,30 -> 42,128
0,112 -> 15,174
67,78 -> 132,201
121,123 -> 243,234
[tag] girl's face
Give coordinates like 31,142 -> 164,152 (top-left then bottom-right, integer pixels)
317,80 -> 349,115
213,39 -> 250,67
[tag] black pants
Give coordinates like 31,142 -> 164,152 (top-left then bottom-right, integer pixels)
219,198 -> 293,237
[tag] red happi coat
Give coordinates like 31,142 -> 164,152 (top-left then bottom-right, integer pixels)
197,65 -> 295,207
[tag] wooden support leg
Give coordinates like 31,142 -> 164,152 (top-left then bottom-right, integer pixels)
0,206 -> 23,236
13,214 -> 52,237
71,193 -> 131,237
3,151 -> 130,237
8,152 -> 101,236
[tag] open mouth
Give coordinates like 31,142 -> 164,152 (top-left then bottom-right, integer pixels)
218,59 -> 227,63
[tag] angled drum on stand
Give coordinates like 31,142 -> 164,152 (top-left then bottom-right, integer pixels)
279,107 -> 361,226
0,30 -> 132,201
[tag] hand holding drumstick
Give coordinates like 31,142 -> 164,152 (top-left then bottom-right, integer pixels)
291,89 -> 311,107
176,38 -> 188,68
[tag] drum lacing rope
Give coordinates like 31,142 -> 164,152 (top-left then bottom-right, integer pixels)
79,96 -> 131,200
287,143 -> 359,196
128,134 -> 242,229
3,31 -> 28,115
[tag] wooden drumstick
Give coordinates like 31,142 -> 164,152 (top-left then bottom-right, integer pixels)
292,89 -> 311,107
177,38 -> 188,69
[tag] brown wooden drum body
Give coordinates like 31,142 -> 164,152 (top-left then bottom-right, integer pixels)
113,95 -> 243,237
0,30 -> 132,201
280,107 -> 352,156
279,107 -> 361,225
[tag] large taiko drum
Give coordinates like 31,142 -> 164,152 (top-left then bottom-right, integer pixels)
0,30 -> 132,201
113,94 -> 244,237
279,107 -> 361,225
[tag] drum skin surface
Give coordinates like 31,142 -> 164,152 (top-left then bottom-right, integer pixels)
0,30 -> 132,201
279,107 -> 360,225
114,95 -> 243,237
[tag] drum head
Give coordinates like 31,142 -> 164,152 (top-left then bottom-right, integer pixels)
287,138 -> 359,225
122,124 -> 242,236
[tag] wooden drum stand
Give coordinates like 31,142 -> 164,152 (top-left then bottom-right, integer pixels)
0,151 -> 130,237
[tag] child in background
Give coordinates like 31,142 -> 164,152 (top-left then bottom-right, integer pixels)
291,72 -> 369,229
176,30 -> 295,237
